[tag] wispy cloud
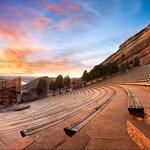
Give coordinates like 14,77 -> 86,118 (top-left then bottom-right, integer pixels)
31,17 -> 52,30
39,1 -> 66,16
0,19 -> 31,46
56,17 -> 87,31
61,0 -> 81,12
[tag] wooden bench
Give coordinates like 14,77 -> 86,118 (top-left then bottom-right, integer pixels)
127,89 -> 144,117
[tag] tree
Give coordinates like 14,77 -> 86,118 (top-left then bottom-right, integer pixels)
64,75 -> 71,87
102,63 -> 118,74
82,70 -> 90,82
36,78 -> 47,95
132,57 -> 140,67
55,74 -> 64,89
81,62 -> 119,82
49,80 -> 56,91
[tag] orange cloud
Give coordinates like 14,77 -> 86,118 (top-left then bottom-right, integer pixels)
0,47 -> 73,76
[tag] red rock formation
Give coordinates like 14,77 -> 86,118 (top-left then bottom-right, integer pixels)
102,24 -> 150,66
0,77 -> 21,105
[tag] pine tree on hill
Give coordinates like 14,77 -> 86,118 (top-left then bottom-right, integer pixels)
55,74 -> 64,89
64,75 -> 71,87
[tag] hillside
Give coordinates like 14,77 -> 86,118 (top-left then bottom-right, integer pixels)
102,23 -> 150,66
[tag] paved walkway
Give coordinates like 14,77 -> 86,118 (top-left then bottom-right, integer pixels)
79,86 -> 139,150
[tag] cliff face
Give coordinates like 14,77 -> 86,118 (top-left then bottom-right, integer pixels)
102,24 -> 150,66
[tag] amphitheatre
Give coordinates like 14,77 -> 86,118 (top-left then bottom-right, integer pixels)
0,24 -> 150,150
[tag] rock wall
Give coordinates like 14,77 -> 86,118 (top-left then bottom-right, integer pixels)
0,77 -> 21,105
102,24 -> 150,66
127,120 -> 150,149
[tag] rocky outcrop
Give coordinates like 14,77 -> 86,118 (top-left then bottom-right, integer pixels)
102,24 -> 150,66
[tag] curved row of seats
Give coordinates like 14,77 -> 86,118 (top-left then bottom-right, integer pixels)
0,84 -> 114,134
20,85 -> 115,136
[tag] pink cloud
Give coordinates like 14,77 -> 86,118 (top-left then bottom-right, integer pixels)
43,2 -> 65,15
56,16 -> 92,31
32,17 -> 52,30
37,0 -> 82,16
0,19 -> 31,46
62,0 -> 81,12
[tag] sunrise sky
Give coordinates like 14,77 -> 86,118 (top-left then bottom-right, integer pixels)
0,0 -> 149,77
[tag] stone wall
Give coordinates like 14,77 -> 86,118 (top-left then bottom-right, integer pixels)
145,109 -> 150,121
127,120 -> 150,149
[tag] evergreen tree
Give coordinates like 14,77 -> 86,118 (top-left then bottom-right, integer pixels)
49,80 -> 56,91
64,75 -> 71,87
81,62 -> 119,82
82,70 -> 90,82
36,78 -> 47,95
55,74 -> 64,89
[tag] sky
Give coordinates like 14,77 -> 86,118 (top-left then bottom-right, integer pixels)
0,0 -> 149,77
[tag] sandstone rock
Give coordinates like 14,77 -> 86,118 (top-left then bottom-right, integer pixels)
102,24 -> 150,66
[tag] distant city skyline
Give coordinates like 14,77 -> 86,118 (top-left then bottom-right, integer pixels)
0,0 -> 149,77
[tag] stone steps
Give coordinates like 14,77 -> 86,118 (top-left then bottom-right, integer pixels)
127,114 -> 150,149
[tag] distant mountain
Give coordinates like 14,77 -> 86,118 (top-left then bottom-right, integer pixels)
22,76 -> 54,90
102,23 -> 150,66
0,76 -> 37,84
